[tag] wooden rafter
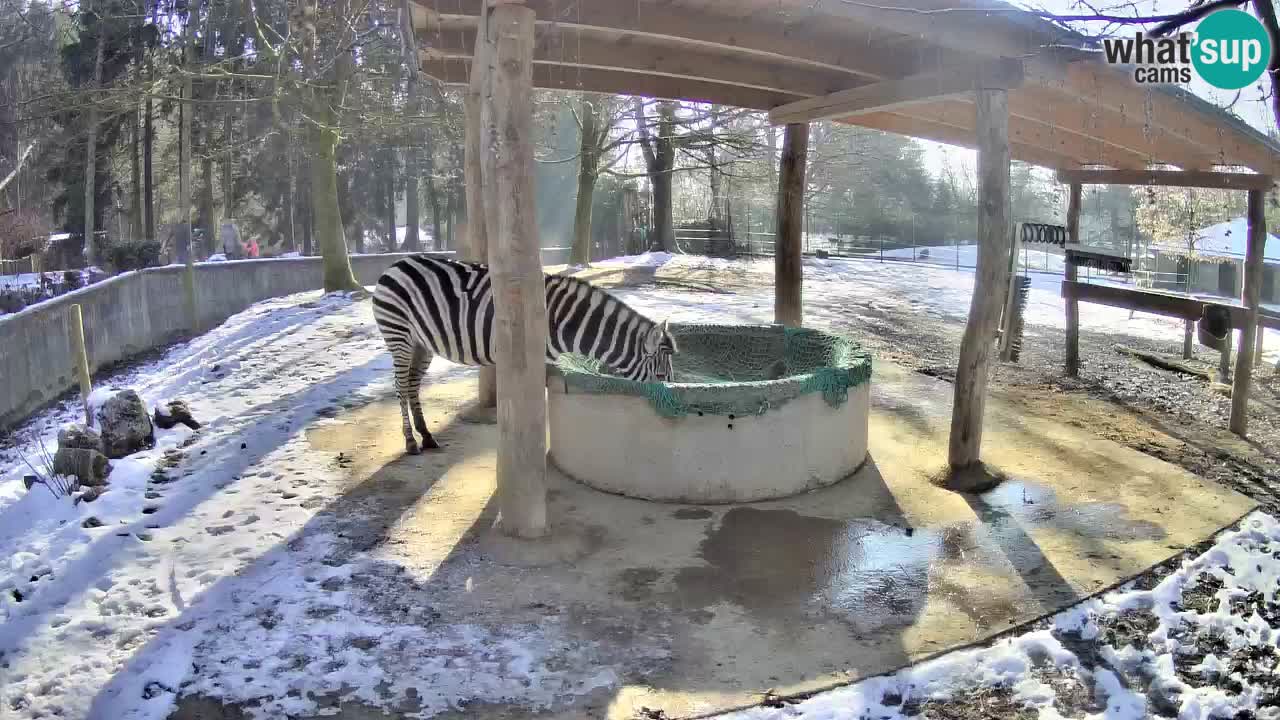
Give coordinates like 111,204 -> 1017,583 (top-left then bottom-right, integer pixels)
1009,86 -> 1220,170
1055,168 -> 1275,190
420,0 -> 932,82
882,101 -> 1149,169
1027,60 -> 1280,175
421,56 -> 805,109
426,25 -> 865,98
768,60 -> 1023,125
851,111 -> 1080,170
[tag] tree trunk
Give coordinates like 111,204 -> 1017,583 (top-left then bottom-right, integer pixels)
303,0 -> 360,292
1230,189 -> 1266,436
775,123 -> 808,327
83,14 -> 106,265
143,93 -> 154,242
130,105 -> 142,240
484,2 -> 547,538
947,88 -> 1011,472
403,158 -> 420,252
1065,183 -> 1082,376
398,0 -> 422,253
201,153 -> 215,256
570,97 -> 598,266
385,155 -> 396,251
179,4 -> 197,328
221,0 -> 244,221
282,154 -> 296,252
425,152 -> 441,250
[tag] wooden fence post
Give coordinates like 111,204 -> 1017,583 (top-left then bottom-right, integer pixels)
69,304 -> 93,426
947,87 -> 1011,470
1183,319 -> 1194,360
484,1 -> 547,538
1064,183 -> 1082,376
774,122 -> 808,327
466,3 -> 498,409
1230,189 -> 1265,436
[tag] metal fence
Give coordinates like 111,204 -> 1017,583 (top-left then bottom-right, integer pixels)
0,256 -> 37,276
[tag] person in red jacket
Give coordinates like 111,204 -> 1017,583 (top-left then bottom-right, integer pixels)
246,237 -> 260,258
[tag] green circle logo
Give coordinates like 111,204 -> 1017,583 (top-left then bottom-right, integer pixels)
1192,9 -> 1272,90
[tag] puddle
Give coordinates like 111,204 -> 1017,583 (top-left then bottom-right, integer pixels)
673,481 -> 1166,635
672,507 -> 936,634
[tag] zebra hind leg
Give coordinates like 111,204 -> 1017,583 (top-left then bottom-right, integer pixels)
391,343 -> 422,455
407,344 -> 440,450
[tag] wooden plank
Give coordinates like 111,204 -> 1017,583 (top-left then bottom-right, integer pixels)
1061,281 -> 1204,319
768,59 -> 1022,125
948,87 -> 1011,470
485,2 -> 548,537
900,100 -> 1150,169
775,123 -> 808,327
1056,168 -> 1274,191
422,57 -> 804,110
851,112 -> 1079,171
464,6 -> 497,409
1010,87 -> 1220,170
428,25 -> 862,98
1027,60 -> 1280,176
1230,189 -> 1266,436
1065,183 -> 1081,376
422,0 -> 929,82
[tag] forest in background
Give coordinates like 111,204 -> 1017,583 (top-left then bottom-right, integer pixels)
0,0 -> 1275,281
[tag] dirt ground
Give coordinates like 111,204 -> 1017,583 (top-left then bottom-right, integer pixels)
579,260 -> 1280,518
574,259 -> 1280,719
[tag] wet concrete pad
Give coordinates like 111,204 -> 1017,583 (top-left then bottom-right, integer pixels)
294,364 -> 1254,719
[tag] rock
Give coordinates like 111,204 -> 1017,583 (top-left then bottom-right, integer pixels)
154,399 -> 201,430
53,447 -> 112,486
58,423 -> 104,454
97,390 -> 155,458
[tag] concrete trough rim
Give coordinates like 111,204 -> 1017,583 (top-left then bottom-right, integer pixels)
547,323 -> 872,504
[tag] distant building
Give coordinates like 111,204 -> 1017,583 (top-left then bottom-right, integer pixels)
1149,217 -> 1280,306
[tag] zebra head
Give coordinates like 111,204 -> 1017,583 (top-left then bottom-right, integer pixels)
636,319 -> 678,383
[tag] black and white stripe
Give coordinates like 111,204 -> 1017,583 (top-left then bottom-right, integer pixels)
373,255 -> 676,453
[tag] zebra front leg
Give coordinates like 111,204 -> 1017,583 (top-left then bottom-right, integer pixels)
407,344 -> 440,450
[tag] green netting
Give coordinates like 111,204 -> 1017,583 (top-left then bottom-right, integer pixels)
550,324 -> 873,418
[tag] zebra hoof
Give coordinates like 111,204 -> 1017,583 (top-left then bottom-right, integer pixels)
422,438 -> 442,451
406,441 -> 422,455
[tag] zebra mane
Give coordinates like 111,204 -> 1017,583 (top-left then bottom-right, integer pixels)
546,271 -> 659,331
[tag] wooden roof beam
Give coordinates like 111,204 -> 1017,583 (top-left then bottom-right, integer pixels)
417,0 -> 939,82
1008,86 -> 1221,170
1055,169 -> 1275,190
894,100 -> 1150,169
426,25 -> 865,98
850,111 -> 1081,171
768,59 -> 1022,125
420,56 -> 805,109
1026,59 -> 1280,174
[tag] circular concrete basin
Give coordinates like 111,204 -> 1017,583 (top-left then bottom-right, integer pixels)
547,324 -> 872,504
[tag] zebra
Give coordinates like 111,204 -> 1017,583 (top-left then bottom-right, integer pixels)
372,255 -> 678,454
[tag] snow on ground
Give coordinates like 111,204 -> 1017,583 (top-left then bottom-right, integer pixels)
720,511 -> 1280,720
605,251 -> 1280,365
0,254 -> 1277,720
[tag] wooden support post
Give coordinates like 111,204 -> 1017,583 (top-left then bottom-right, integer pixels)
948,87 -> 1011,470
774,122 -> 808,327
466,5 -> 497,409
1220,341 -> 1232,382
484,2 -> 548,538
1064,183 -> 1082,377
1183,319 -> 1194,360
1230,189 -> 1266,436
68,304 -> 93,426
1255,320 -> 1264,365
